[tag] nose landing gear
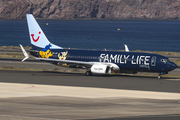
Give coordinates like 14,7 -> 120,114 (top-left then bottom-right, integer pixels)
158,73 -> 161,79
158,72 -> 168,79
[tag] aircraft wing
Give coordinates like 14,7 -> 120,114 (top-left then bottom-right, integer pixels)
36,58 -> 93,68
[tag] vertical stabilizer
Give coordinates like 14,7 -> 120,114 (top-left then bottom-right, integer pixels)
26,14 -> 63,49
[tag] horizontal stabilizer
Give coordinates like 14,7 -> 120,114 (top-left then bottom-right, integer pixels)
19,44 -> 29,62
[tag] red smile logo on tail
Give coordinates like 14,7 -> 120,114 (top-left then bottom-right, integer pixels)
31,31 -> 41,42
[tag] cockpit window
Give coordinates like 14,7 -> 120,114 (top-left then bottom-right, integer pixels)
167,59 -> 171,62
161,59 -> 171,63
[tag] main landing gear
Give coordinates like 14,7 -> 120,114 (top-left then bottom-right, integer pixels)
85,71 -> 93,76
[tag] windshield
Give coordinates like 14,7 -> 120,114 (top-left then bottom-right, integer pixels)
161,59 -> 171,63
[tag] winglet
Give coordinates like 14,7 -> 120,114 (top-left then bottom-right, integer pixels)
124,44 -> 129,52
19,44 -> 29,62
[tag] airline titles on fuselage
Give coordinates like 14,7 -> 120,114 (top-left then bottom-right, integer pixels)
99,54 -> 151,66
50,51 -> 153,68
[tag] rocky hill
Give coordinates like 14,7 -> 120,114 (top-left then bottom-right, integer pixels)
0,0 -> 180,20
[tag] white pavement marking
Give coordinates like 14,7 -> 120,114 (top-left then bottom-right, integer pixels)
0,82 -> 180,100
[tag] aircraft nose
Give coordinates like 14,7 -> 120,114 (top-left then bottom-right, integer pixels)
167,62 -> 177,71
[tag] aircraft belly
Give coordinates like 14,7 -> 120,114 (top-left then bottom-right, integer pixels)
118,63 -> 151,72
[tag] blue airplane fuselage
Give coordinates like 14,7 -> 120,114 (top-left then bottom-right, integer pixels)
30,48 -> 177,73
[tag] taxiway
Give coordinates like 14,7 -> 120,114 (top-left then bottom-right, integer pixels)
0,70 -> 180,119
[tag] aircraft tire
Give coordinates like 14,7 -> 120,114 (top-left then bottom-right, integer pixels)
85,71 -> 93,76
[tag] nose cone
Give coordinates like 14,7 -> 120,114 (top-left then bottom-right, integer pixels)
167,62 -> 177,71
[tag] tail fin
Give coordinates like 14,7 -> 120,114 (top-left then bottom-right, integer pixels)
26,14 -> 63,49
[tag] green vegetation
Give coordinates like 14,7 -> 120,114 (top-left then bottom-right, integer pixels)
0,46 -> 31,49
0,66 -> 84,74
171,58 -> 180,65
135,72 -> 180,78
0,66 -> 43,71
0,46 -> 180,65
1,66 -> 180,79
112,72 -> 180,79
0,52 -> 24,58
0,46 -> 179,78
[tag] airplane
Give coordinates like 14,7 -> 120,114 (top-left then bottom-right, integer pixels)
20,14 -> 177,79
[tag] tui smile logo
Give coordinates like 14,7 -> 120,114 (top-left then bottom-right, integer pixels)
31,31 -> 41,42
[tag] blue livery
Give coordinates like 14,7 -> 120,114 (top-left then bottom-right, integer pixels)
20,14 -> 177,79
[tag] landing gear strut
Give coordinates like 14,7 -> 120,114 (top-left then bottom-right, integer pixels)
85,71 -> 93,76
158,72 -> 168,79
158,73 -> 161,79
158,75 -> 161,79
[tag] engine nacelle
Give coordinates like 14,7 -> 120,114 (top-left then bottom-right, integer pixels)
91,64 -> 111,74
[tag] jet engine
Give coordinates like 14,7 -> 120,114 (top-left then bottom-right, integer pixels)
91,64 -> 111,74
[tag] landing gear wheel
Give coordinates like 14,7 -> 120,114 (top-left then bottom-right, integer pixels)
158,73 -> 161,79
85,71 -> 93,76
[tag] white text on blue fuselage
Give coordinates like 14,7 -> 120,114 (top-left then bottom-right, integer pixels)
99,54 -> 150,65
